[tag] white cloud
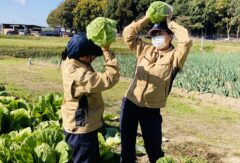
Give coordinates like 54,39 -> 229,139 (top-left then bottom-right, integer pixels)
13,0 -> 27,6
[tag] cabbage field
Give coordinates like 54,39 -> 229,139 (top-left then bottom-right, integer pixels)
0,90 -> 70,163
0,86 -> 126,163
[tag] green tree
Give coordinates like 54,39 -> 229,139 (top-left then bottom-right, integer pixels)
215,0 -> 234,39
104,0 -> 118,21
188,0 -> 206,36
116,0 -> 133,31
46,0 -> 77,32
104,0 -> 157,32
47,0 -> 239,38
104,0 -> 133,32
73,0 -> 106,32
61,0 -> 78,32
203,0 -> 217,37
104,0 -> 122,31
230,0 -> 240,38
173,0 -> 191,29
134,0 -> 157,19
47,7 -> 63,28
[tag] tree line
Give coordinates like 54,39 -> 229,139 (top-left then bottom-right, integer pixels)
47,0 -> 240,39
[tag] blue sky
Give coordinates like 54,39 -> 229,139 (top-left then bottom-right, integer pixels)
0,0 -> 63,27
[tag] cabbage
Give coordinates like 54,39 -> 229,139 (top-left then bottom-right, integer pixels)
0,85 -> 5,91
32,93 -> 63,124
86,17 -> 117,47
11,149 -> 34,163
55,141 -> 72,163
0,145 -> 10,162
105,127 -> 118,138
0,91 -> 8,96
136,145 -> 146,155
156,157 -> 175,163
105,133 -> 121,146
0,105 -> 10,133
8,127 -> 32,143
0,109 -> 3,132
146,1 -> 173,23
34,120 -> 60,130
34,143 -> 56,163
21,128 -> 64,152
10,109 -> 31,130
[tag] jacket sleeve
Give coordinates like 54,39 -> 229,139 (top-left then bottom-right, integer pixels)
168,21 -> 193,69
122,17 -> 149,57
72,52 -> 120,96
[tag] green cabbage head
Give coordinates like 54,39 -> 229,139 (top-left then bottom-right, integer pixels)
87,17 -> 117,47
146,1 -> 172,23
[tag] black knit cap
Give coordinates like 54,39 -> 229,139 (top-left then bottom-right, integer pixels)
67,33 -> 103,59
148,21 -> 173,37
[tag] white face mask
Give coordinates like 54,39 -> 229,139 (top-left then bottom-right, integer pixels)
151,36 -> 165,48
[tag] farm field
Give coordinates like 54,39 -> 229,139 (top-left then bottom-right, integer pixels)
0,35 -> 240,57
0,36 -> 240,163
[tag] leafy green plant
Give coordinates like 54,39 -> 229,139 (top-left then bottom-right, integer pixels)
34,120 -> 60,130
34,143 -> 57,163
10,108 -> 31,130
174,53 -> 240,98
32,93 -> 63,125
0,127 -> 70,163
0,105 -> 10,134
103,114 -> 119,121
0,145 -> 11,163
157,157 -> 176,163
0,91 -> 8,96
0,85 -> 5,92
55,141 -> 72,163
98,132 -> 120,162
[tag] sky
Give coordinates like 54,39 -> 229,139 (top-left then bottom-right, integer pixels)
0,0 -> 63,27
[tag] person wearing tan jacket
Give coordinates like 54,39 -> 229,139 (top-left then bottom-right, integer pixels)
120,11 -> 192,163
61,33 -> 119,163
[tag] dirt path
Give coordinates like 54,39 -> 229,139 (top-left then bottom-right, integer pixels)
160,94 -> 240,163
172,87 -> 240,111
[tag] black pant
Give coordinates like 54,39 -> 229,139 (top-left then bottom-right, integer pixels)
120,98 -> 164,163
64,130 -> 100,163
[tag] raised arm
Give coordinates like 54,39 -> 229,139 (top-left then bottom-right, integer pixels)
122,16 -> 150,57
167,14 -> 192,69
71,49 -> 120,97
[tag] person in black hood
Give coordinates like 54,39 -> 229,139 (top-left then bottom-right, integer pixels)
61,33 -> 103,64
60,32 -> 120,163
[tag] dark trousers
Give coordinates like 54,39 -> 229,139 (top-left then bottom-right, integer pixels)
64,130 -> 100,163
120,98 -> 164,163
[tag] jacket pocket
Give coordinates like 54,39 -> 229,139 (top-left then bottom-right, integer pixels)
152,59 -> 172,81
144,79 -> 168,103
75,95 -> 88,127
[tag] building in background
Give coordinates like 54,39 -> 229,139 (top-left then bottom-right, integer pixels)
0,23 -> 73,37
0,23 -> 52,36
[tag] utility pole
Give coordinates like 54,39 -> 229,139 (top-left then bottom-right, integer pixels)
200,36 -> 204,53
28,57 -> 32,66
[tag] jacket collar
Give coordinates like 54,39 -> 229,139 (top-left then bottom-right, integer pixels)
153,44 -> 174,56
67,57 -> 93,70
